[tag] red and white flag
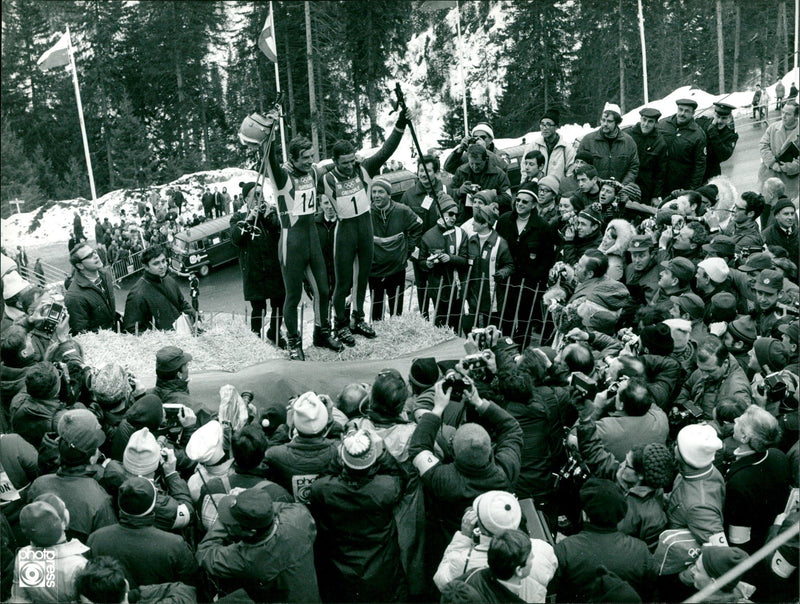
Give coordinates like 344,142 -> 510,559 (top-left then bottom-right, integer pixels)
37,31 -> 71,72
258,6 -> 277,63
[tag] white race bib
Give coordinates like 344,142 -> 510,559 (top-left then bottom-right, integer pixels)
291,174 -> 316,217
333,176 -> 370,219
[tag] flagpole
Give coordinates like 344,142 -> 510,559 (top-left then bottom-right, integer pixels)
66,25 -> 97,204
270,2 -> 288,162
637,0 -> 649,104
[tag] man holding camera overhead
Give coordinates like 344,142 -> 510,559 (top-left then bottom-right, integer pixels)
450,144 -> 513,219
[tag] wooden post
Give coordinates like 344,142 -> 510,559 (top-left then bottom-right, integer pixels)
716,0 -> 725,93
9,199 -> 25,214
304,1 -> 320,162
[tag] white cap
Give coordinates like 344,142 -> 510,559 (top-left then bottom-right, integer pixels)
698,258 -> 730,284
603,102 -> 622,116
2,271 -> 30,300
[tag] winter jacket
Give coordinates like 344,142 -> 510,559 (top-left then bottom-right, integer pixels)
136,582 -> 197,604
593,405 -> 669,462
314,214 -> 337,293
99,460 -> 194,532
122,271 -> 195,333
196,502 -> 321,603
641,353 -> 682,409
399,179 -> 450,234
696,116 -> 739,181
434,531 -> 557,602
506,385 -> 572,503
576,128 -> 640,185
309,463 -> 407,603
723,218 -> 764,250
757,119 -> 800,192
65,268 -> 117,334
229,208 -> 285,302
495,210 -> 558,287
725,449 -> 791,554
675,354 -> 752,419
409,401 -> 523,546
370,201 -> 423,278
577,418 -> 668,549
465,230 -> 514,314
658,116 -> 708,194
87,511 -> 198,588
456,567 -> 525,603
28,466 -> 117,543
418,222 -> 469,290
265,436 -> 339,503
451,163 -> 513,216
624,123 -> 667,203
560,230 -> 603,266
10,392 -> 62,449
443,145 -> 506,175
551,525 -> 656,602
11,539 -> 88,603
666,465 -> 726,545
624,256 -> 661,305
525,133 -> 576,184
763,221 -> 799,261
0,433 -> 39,524
1,362 -> 31,429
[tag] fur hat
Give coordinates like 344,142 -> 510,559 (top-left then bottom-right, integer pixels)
473,491 -> 521,536
185,420 -> 225,465
453,423 -> 492,469
677,424 -> 722,468
123,428 -> 161,476
291,392 -> 329,435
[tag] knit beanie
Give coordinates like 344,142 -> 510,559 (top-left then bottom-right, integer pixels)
772,196 -> 795,217
541,109 -> 560,126
291,392 -> 329,435
371,177 -> 392,195
473,491 -> 521,536
437,193 -> 458,215
702,546 -> 749,592
696,184 -> 719,205
19,500 -> 64,547
340,429 -> 381,470
619,183 -> 642,204
753,337 -> 790,370
698,258 -> 730,284
473,189 -> 498,207
409,357 -> 440,390
471,122 -> 494,139
118,477 -> 157,517
727,315 -> 757,347
517,181 -> 539,201
58,409 -> 106,454
676,424 -> 722,468
640,323 -> 674,356
588,567 -> 642,603
123,428 -> 161,476
579,478 -> 628,527
537,175 -> 561,196
126,394 -> 164,432
452,423 -> 492,469
641,444 -> 675,489
575,149 -> 593,165
578,203 -> 604,227
185,420 -> 225,465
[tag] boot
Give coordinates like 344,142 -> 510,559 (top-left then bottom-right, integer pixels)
335,324 -> 356,347
265,329 -> 288,349
287,336 -> 305,361
351,319 -> 377,339
314,324 -> 345,352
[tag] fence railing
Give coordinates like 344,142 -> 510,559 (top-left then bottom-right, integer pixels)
16,260 -> 68,287
109,250 -> 145,283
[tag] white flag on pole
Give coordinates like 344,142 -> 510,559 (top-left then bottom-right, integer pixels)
258,6 -> 277,63
37,31 -> 71,72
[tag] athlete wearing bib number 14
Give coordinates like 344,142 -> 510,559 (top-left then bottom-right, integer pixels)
263,116 -> 344,361
320,108 -> 411,346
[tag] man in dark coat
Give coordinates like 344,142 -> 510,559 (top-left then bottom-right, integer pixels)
576,102 -> 639,185
451,144 -> 513,218
65,243 -> 117,334
229,183 -> 285,345
87,477 -> 198,588
550,478 -> 656,602
495,182 -> 558,346
658,98 -> 707,195
309,428 -> 407,603
625,107 -> 667,204
762,196 -> 798,260
201,188 -> 215,219
624,235 -> 661,305
122,245 -> 197,333
409,378 -> 523,582
696,102 -> 739,182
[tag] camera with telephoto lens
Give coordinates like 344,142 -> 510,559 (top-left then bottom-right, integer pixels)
553,447 -> 591,490
471,327 -> 489,350
40,302 -> 66,336
442,370 -> 472,401
759,372 -> 788,402
569,372 -> 597,401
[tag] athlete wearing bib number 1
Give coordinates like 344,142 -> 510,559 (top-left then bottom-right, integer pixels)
320,108 -> 410,346
263,119 -> 344,361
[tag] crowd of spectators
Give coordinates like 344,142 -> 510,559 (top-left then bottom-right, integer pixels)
0,93 -> 798,603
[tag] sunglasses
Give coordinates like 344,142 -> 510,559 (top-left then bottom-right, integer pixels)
445,211 -> 458,217
78,249 -> 98,262
539,121 -> 556,128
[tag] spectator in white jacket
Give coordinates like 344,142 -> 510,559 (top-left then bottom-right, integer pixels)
524,109 -> 576,185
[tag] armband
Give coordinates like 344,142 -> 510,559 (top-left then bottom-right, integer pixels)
412,450 -> 440,476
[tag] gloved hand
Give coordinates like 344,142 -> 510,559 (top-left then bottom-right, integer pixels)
395,107 -> 410,129
493,272 -> 508,283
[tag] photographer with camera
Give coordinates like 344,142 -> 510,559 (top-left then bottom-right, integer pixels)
409,367 -> 522,584
229,182 -> 286,349
443,123 -> 506,175
451,144 -> 512,219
